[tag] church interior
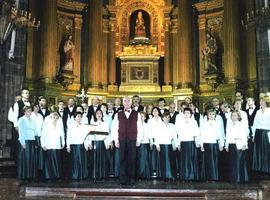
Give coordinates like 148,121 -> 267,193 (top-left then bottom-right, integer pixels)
1,0 -> 270,199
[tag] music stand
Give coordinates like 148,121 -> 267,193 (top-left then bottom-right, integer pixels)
85,131 -> 109,182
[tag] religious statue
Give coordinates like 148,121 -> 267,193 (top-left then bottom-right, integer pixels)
60,35 -> 75,73
134,11 -> 146,38
202,32 -> 218,74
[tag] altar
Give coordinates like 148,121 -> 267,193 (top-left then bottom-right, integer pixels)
119,45 -> 161,93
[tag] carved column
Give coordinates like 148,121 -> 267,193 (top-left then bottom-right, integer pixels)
164,15 -> 171,85
108,19 -> 116,85
240,0 -> 256,85
170,10 -> 179,88
86,0 -> 103,88
198,16 -> 207,85
178,0 -> 194,87
101,14 -> 109,88
224,0 -> 240,82
39,0 -> 58,82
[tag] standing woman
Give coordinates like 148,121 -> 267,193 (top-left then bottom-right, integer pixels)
200,108 -> 224,181
85,109 -> 110,179
67,112 -> 90,180
175,107 -> 200,181
155,112 -> 177,180
17,106 -> 37,180
137,112 -> 152,180
31,104 -> 44,174
148,107 -> 162,178
252,93 -> 270,173
41,111 -> 65,179
225,111 -> 249,183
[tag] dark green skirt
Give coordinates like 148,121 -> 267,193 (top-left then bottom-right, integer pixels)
17,140 -> 37,180
150,145 -> 161,177
159,144 -> 176,179
70,144 -> 88,180
114,148 -> 120,177
35,136 -> 44,170
179,141 -> 199,180
137,143 -> 151,179
228,144 -> 249,183
89,141 -> 108,179
43,149 -> 62,179
252,129 -> 270,173
201,143 -> 219,181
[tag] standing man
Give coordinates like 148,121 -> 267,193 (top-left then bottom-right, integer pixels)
132,95 -> 144,112
38,96 -> 50,119
87,96 -> 100,124
158,98 -> 169,114
112,96 -> 143,185
169,102 -> 179,124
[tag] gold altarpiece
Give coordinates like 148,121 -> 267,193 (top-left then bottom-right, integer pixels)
24,0 -> 257,109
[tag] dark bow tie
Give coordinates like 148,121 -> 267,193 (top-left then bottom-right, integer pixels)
59,111 -> 63,113
125,110 -> 130,113
23,100 -> 29,103
249,107 -> 254,110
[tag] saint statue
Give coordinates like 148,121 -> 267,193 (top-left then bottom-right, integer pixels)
61,35 -> 75,73
134,11 -> 146,38
202,32 -> 218,74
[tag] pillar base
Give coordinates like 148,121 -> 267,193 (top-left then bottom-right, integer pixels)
162,85 -> 172,92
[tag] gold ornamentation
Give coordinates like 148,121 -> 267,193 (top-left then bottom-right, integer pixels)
120,45 -> 158,55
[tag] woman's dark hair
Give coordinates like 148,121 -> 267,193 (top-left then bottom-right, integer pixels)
74,111 -> 83,118
93,109 -> 104,122
151,106 -> 162,117
75,105 -> 84,113
100,103 -> 108,114
183,107 -> 193,115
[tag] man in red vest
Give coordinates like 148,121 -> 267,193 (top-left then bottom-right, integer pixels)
112,96 -> 143,185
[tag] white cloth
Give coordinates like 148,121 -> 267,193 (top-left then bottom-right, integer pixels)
227,110 -> 249,138
41,116 -> 65,149
175,115 -> 199,144
147,117 -> 163,144
111,111 -> 143,144
84,120 -> 110,149
66,123 -> 96,149
225,121 -> 248,150
252,108 -> 270,139
67,113 -> 89,126
154,122 -> 177,148
8,106 -> 15,123
200,119 -> 225,148
140,122 -> 152,144
13,99 -> 30,127
30,112 -> 44,137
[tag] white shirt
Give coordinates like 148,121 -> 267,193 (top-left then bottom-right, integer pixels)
140,122 -> 152,144
13,99 -> 30,127
252,108 -> 270,137
175,116 -> 199,143
148,116 -> 163,144
111,111 -> 143,144
41,117 -> 65,149
31,112 -> 44,137
84,120 -> 110,148
200,119 -> 225,147
227,110 -> 249,138
225,121 -> 248,150
8,106 -> 15,123
154,122 -> 177,146
66,123 -> 96,149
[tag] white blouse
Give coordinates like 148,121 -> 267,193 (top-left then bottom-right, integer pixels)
200,119 -> 225,147
154,122 -> 177,146
31,112 -> 44,137
225,121 -> 248,150
148,117 -> 163,144
140,122 -> 152,144
175,116 -> 199,143
252,108 -> 270,137
41,117 -> 65,149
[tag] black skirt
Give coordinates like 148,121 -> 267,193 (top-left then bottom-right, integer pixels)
89,141 -> 108,179
228,144 -> 249,183
43,149 -> 62,179
150,145 -> 161,177
70,144 -> 88,180
17,140 -> 37,180
137,143 -> 151,179
201,143 -> 219,181
114,148 -> 120,177
179,141 -> 199,180
252,129 -> 270,173
159,144 -> 176,179
35,136 -> 44,171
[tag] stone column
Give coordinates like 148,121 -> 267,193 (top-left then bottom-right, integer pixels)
224,0 -> 240,82
39,0 -> 57,82
178,0 -> 194,87
108,20 -> 116,85
170,14 -> 179,88
86,0 -> 103,88
198,16 -> 207,85
101,16 -> 109,88
164,18 -> 171,85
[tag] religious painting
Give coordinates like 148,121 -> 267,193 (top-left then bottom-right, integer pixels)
130,66 -> 149,81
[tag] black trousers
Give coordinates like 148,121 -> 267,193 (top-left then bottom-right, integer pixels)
119,139 -> 136,183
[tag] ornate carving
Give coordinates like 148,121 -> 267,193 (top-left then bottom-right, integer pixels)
58,15 -> 73,34
206,16 -> 223,31
120,45 -> 158,55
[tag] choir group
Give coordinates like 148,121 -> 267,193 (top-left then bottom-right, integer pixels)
7,88 -> 270,184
